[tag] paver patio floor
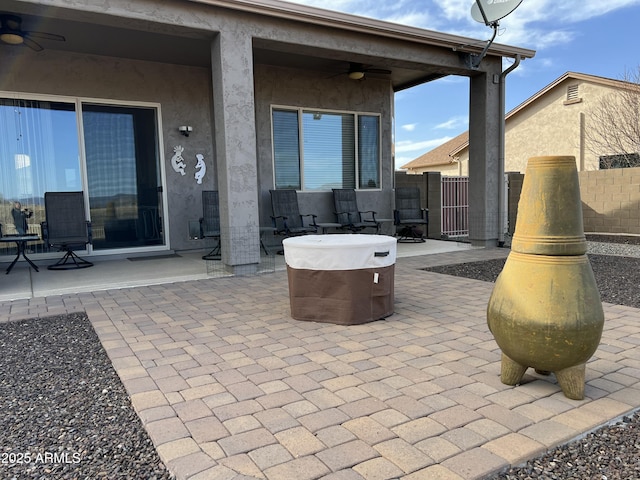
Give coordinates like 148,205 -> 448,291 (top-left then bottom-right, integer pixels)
1,245 -> 639,479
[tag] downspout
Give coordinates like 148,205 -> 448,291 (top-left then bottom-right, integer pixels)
498,54 -> 521,247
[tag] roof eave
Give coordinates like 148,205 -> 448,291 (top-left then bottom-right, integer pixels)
189,0 -> 535,60
505,71 -> 632,121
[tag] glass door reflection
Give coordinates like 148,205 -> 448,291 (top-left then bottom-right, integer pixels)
82,104 -> 164,250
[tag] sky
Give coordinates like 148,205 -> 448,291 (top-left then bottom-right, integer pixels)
286,0 -> 640,169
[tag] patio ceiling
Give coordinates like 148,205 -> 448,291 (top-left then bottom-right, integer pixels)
0,5 -> 215,68
252,40 -> 450,91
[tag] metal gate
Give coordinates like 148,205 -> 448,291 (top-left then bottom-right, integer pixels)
441,176 -> 469,237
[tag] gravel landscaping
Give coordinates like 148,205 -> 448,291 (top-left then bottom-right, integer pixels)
0,312 -> 173,480
424,235 -> 640,309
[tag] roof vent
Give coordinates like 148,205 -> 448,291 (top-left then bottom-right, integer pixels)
564,84 -> 582,105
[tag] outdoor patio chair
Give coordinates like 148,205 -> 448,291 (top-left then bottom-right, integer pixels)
394,187 -> 428,242
199,190 -> 221,260
41,191 -> 93,270
332,188 -> 380,233
270,189 -> 318,237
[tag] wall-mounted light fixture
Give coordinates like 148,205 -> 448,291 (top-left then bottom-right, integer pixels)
179,125 -> 193,137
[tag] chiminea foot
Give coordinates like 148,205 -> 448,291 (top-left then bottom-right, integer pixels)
500,353 -> 528,386
555,363 -> 586,400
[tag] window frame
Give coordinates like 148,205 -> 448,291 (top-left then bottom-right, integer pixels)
271,105 -> 382,191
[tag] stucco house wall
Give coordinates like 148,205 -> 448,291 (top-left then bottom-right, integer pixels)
451,156 -> 469,176
3,50 -> 398,250
504,78 -> 618,172
401,160 -> 467,177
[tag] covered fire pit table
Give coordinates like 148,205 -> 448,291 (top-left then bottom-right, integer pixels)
283,234 -> 396,325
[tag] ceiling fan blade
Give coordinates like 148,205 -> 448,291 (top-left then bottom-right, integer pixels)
22,36 -> 43,51
348,63 -> 392,75
26,31 -> 66,42
326,72 -> 344,79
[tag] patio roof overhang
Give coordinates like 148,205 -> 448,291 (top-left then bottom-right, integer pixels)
2,0 -> 535,92
192,0 -> 535,91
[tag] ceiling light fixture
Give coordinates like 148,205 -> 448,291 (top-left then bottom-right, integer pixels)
0,32 -> 24,45
348,70 -> 365,80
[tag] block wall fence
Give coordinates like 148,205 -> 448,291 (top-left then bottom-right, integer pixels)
397,166 -> 640,239
507,166 -> 640,236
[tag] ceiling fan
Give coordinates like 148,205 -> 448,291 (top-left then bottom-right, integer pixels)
337,62 -> 392,80
0,13 -> 65,51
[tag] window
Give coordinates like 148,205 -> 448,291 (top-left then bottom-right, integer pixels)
272,107 -> 381,191
599,153 -> 640,169
272,109 -> 300,190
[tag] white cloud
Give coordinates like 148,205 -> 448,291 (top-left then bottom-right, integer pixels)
435,116 -> 468,130
288,0 -> 640,28
401,123 -> 417,132
395,136 -> 452,153
384,11 -> 434,28
436,0 -> 472,22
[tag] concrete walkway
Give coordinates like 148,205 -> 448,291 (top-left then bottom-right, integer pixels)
1,245 -> 639,479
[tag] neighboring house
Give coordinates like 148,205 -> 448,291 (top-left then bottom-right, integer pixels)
0,0 -> 534,269
402,72 -> 637,175
401,132 -> 469,176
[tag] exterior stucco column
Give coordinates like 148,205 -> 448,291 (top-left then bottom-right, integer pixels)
211,27 -> 261,272
468,66 -> 502,247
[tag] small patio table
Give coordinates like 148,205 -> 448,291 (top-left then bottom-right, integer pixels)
0,234 -> 40,274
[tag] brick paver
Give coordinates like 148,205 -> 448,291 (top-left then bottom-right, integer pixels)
2,247 -> 640,479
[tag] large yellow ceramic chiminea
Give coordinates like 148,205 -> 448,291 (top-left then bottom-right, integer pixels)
487,156 -> 604,400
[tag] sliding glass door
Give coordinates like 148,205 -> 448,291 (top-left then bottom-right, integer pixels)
0,94 -> 165,258
83,104 -> 164,250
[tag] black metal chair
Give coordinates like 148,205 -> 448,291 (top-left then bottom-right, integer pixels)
332,188 -> 380,233
270,189 -> 318,237
394,187 -> 428,242
41,191 -> 93,270
199,190 -> 221,260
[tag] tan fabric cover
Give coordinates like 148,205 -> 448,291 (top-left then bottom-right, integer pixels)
287,265 -> 394,325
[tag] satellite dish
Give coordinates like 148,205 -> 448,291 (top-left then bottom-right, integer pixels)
471,0 -> 523,25
467,0 -> 523,68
